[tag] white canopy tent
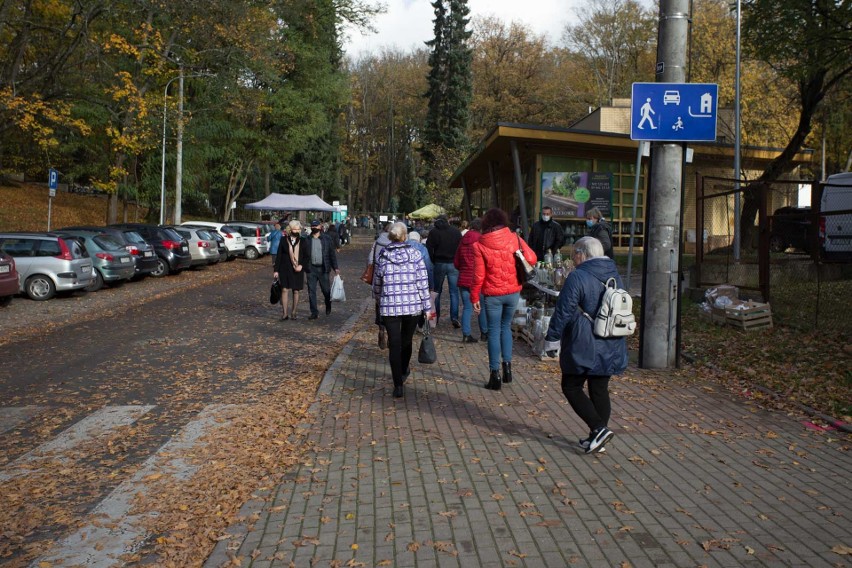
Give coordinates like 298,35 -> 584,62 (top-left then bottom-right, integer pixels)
245,193 -> 338,212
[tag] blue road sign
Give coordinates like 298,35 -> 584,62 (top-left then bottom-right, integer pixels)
48,168 -> 58,197
631,83 -> 718,142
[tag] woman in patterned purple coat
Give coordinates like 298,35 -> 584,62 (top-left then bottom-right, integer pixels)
373,222 -> 433,398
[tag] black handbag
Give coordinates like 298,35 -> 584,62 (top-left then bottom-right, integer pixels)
418,323 -> 437,364
270,278 -> 282,305
514,234 -> 536,284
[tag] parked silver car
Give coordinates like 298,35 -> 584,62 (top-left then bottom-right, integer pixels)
54,229 -> 135,291
180,222 -> 245,260
228,222 -> 270,260
0,232 -> 93,300
169,226 -> 220,266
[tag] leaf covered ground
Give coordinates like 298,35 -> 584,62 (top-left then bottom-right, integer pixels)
679,301 -> 851,424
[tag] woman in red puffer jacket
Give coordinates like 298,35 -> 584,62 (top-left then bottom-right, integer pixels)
454,217 -> 488,344
472,208 -> 537,391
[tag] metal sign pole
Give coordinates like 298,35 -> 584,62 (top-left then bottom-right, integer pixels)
47,168 -> 58,231
626,141 -> 646,292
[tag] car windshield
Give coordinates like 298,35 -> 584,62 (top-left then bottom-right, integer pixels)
174,229 -> 191,239
220,227 -> 237,235
93,235 -> 124,251
197,229 -> 214,240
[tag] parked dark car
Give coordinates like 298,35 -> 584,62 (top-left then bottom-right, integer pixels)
60,226 -> 158,279
0,251 -> 19,307
110,223 -> 192,277
206,230 -> 228,262
770,206 -> 812,253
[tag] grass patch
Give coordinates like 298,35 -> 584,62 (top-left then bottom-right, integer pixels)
0,183 -> 149,231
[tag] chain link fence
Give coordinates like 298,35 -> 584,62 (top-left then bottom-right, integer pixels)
694,174 -> 852,335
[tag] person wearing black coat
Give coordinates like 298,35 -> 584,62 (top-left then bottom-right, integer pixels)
527,206 -> 565,261
326,223 -> 341,250
586,207 -> 614,259
544,236 -> 628,454
426,215 -> 463,326
274,220 -> 311,320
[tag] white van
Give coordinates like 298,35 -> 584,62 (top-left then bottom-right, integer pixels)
820,172 -> 852,259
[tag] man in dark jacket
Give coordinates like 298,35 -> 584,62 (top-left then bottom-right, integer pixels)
306,219 -> 339,319
426,215 -> 463,327
544,236 -> 628,454
527,206 -> 565,262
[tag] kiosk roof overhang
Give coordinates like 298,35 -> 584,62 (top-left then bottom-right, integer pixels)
449,122 -> 814,189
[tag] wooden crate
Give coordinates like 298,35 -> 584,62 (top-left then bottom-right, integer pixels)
511,324 -> 534,347
699,306 -> 728,325
725,301 -> 773,330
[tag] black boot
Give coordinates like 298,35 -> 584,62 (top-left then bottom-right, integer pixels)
485,369 -> 502,391
502,361 -> 513,384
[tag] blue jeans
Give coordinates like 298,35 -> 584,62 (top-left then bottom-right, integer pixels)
483,292 -> 519,371
433,262 -> 459,322
460,286 -> 488,337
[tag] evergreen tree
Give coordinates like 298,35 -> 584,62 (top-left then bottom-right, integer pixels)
424,0 -> 448,151
443,0 -> 473,149
423,0 -> 472,151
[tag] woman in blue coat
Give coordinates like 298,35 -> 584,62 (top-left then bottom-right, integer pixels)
545,237 -> 628,454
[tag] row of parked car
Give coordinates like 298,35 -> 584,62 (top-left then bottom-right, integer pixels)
0,220 -> 277,305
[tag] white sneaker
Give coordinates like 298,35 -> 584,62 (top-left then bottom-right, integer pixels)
586,427 -> 614,454
578,437 -> 606,453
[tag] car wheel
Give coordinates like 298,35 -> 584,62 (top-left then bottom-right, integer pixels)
769,235 -> 785,253
25,275 -> 56,301
244,247 -> 259,260
151,257 -> 170,277
0,295 -> 11,307
86,270 -> 104,292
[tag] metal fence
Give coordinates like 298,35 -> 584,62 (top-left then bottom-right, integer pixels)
694,174 -> 852,334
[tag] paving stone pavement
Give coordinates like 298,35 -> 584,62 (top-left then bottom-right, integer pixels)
206,299 -> 851,568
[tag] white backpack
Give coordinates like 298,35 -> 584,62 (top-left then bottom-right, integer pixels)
583,277 -> 636,337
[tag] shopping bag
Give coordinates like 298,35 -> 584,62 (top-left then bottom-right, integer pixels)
331,274 -> 346,302
270,278 -> 282,305
359,263 -> 374,284
418,324 -> 437,364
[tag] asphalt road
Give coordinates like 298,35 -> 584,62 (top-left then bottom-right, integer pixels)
0,244 -> 372,564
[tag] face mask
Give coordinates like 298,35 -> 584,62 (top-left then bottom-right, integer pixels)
311,228 -> 320,233
586,219 -> 595,229
541,215 -> 551,222
291,232 -> 300,236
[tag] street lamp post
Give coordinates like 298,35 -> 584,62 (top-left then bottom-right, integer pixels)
160,71 -> 213,225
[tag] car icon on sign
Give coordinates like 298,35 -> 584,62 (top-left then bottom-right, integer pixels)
663,90 -> 680,105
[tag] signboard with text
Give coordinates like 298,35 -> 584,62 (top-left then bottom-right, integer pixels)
541,171 -> 612,220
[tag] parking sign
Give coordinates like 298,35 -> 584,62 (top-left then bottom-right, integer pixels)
631,83 -> 718,142
48,168 -> 58,197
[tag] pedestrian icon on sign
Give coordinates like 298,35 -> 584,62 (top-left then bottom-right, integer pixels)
672,117 -> 684,131
637,98 -> 657,130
